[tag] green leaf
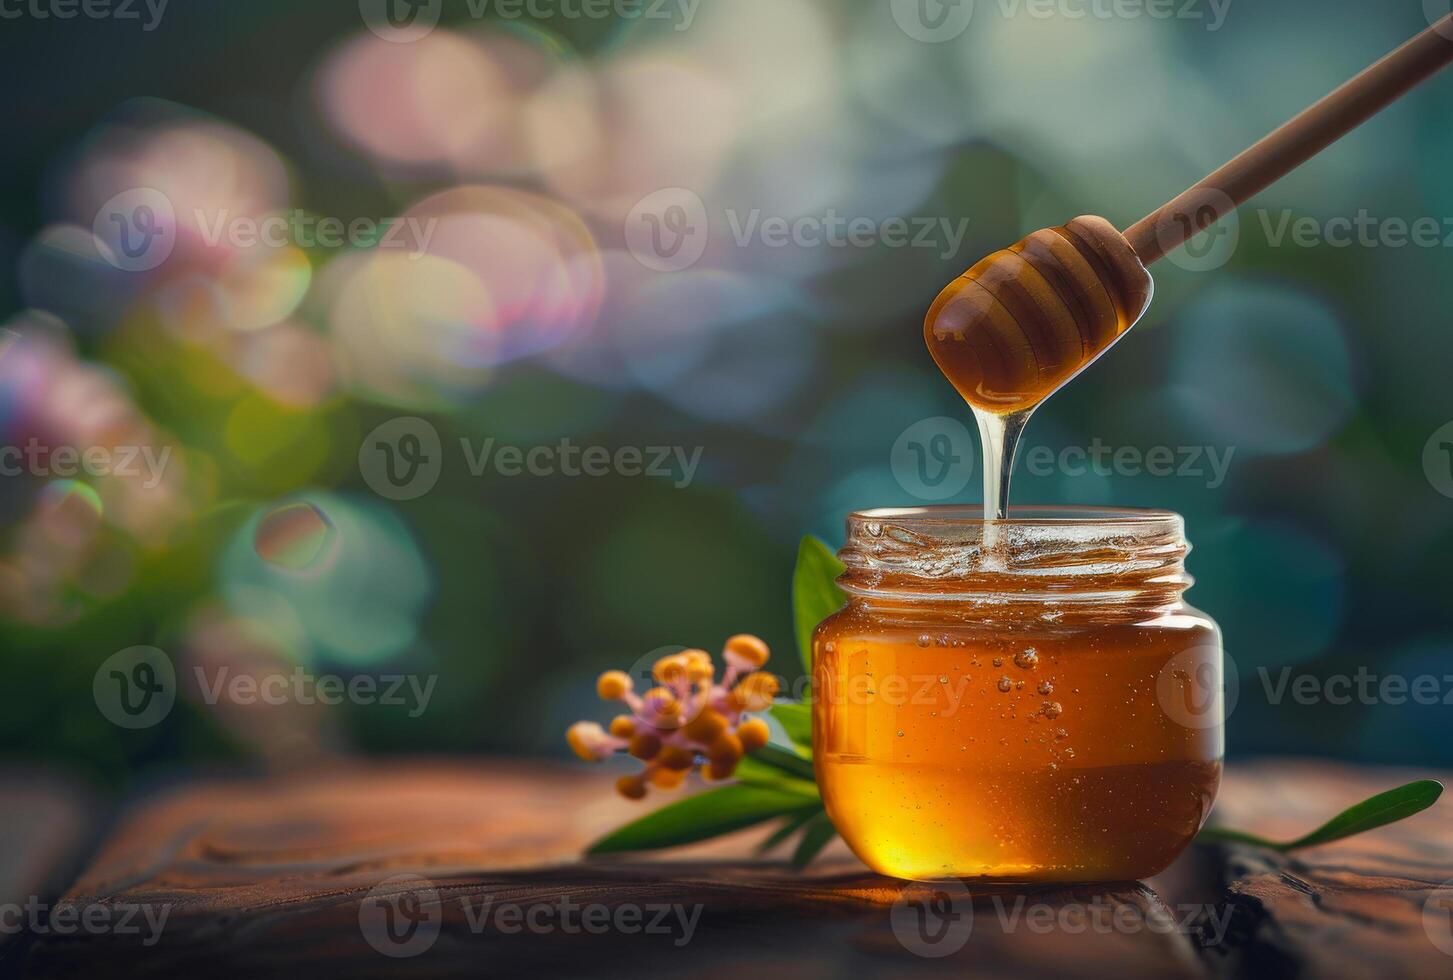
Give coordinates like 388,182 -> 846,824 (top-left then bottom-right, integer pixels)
770,702 -> 812,751
756,806 -> 826,854
746,742 -> 816,782
790,810 -> 838,868
734,753 -> 820,798
793,536 -> 846,680
1196,779 -> 1444,851
588,784 -> 817,855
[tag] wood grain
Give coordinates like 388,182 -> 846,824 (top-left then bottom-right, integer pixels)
14,760 -> 1453,979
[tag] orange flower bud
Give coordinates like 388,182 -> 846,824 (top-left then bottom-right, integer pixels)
704,757 -> 738,781
643,687 -> 681,722
616,774 -> 648,800
649,767 -> 686,790
682,708 -> 728,744
629,732 -> 663,760
707,731 -> 743,765
566,721 -> 613,762
737,717 -> 770,753
732,673 -> 780,712
609,715 -> 636,738
597,670 -> 632,700
653,654 -> 688,684
724,634 -> 770,669
683,649 -> 715,683
658,744 -> 697,771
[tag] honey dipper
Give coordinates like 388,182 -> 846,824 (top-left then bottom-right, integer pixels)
928,14 -> 1453,518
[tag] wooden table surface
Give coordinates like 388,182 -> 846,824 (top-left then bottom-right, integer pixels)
4,759 -> 1451,979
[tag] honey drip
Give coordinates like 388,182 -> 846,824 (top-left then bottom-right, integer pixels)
924,215 -> 1153,518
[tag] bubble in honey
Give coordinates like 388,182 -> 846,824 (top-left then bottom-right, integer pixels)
917,635 -> 931,647
992,657 -> 1003,667
254,502 -> 336,571
1041,701 -> 1063,719
1014,648 -> 1039,669
997,676 -> 1012,692
1037,680 -> 1054,695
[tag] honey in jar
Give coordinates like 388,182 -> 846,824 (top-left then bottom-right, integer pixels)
812,506 -> 1223,882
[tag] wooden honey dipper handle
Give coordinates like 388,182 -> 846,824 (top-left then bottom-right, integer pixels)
1125,14 -> 1453,265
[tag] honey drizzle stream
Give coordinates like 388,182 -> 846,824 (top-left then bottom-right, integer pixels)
975,409 -> 1031,553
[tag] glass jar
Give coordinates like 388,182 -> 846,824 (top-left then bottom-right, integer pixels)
812,506 -> 1224,882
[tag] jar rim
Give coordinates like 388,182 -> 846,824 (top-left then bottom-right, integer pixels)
839,505 -> 1191,603
850,505 -> 1182,530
